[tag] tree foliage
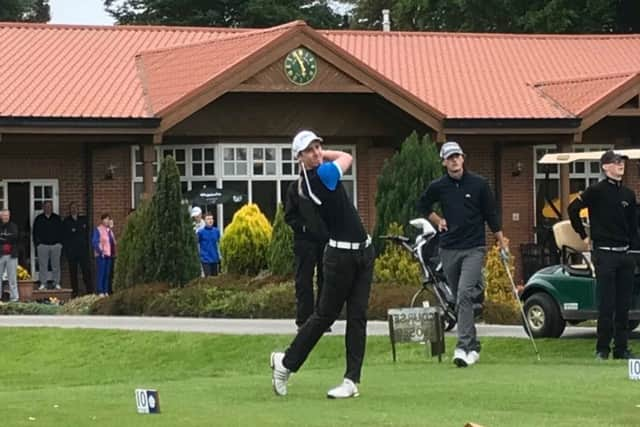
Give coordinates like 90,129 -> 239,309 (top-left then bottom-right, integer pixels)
143,155 -> 201,287
483,241 -> 520,325
104,0 -> 344,28
0,0 -> 50,22
113,201 -> 151,290
267,203 -> 294,276
373,131 -> 442,251
219,203 -> 273,275
347,0 -> 640,33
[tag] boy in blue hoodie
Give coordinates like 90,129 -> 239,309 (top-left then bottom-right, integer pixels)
197,212 -> 221,276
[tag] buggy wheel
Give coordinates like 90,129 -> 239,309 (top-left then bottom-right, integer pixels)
442,312 -> 456,331
523,293 -> 566,338
629,320 -> 640,331
410,288 -> 428,308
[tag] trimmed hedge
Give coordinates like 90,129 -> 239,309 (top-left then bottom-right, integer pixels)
0,302 -> 60,315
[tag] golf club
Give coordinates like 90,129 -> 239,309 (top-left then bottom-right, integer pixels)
500,249 -> 541,361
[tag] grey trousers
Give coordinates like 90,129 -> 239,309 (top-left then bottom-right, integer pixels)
0,255 -> 18,301
37,243 -> 62,286
440,246 -> 486,352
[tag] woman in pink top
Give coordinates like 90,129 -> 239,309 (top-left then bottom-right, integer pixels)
91,213 -> 116,296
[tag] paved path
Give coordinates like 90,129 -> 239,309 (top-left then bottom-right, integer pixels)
0,315 -> 600,338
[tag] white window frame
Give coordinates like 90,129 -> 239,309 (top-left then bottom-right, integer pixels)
533,144 -> 612,228
131,143 -> 358,229
0,181 -> 6,210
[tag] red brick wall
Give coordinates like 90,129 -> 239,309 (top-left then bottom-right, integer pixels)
355,142 -> 395,232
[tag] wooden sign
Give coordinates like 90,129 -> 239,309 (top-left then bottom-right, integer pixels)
388,307 -> 445,362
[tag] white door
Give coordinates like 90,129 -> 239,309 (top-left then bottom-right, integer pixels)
30,181 -> 59,280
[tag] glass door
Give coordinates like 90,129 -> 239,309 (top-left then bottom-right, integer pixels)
30,181 -> 59,280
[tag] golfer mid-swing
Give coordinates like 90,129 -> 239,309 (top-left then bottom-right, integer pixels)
271,130 -> 374,399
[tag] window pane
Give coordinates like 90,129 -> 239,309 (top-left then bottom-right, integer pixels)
237,163 -> 247,175
205,149 -> 214,161
254,162 -> 264,175
237,148 -> 247,161
192,163 -> 202,176
34,187 -> 42,198
224,148 -> 235,161
136,165 -> 143,177
282,148 -> 292,161
266,148 -> 275,161
44,187 -> 52,198
162,149 -> 172,159
283,164 -> 292,175
133,183 -> 144,208
252,181 -> 277,222
253,148 -> 263,160
175,149 -> 186,162
181,181 -> 189,195
135,149 -> 141,162
590,161 -> 600,174
266,163 -> 276,175
205,163 -> 214,176
224,163 -> 234,175
178,164 -> 186,176
222,181 -> 248,227
575,162 -> 585,174
192,149 -> 202,161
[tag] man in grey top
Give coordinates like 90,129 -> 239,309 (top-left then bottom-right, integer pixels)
417,142 -> 508,367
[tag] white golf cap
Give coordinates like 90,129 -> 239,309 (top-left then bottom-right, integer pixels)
190,206 -> 202,217
440,141 -> 464,160
292,130 -> 323,158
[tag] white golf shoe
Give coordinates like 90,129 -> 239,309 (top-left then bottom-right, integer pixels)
270,352 -> 290,396
327,378 -> 360,399
453,348 -> 468,367
466,350 -> 480,366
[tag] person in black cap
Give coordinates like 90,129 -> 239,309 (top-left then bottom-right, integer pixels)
569,149 -> 639,360
417,141 -> 508,368
270,130 -> 374,399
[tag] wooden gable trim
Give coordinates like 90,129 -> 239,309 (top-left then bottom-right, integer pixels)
158,25 -> 444,134
579,74 -> 640,132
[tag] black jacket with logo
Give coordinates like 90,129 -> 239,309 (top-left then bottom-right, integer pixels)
417,170 -> 501,250
0,221 -> 19,258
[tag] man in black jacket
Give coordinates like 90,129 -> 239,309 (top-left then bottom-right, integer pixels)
285,179 -> 329,329
33,201 -> 64,290
63,202 -> 92,296
0,209 -> 20,302
569,150 -> 638,360
417,141 -> 508,368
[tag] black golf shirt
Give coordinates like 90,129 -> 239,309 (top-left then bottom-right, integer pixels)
568,177 -> 638,248
417,170 -> 501,250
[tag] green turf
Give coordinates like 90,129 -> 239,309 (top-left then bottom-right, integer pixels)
0,327 -> 638,426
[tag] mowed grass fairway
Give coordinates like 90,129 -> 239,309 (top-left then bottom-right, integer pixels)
1,328 -> 638,427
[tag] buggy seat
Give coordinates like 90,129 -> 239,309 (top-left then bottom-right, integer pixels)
552,220 -> 594,277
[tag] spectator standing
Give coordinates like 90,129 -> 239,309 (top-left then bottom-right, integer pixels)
0,209 -> 19,302
92,213 -> 116,297
191,207 -> 205,233
197,212 -> 221,276
33,201 -> 64,290
62,202 -> 92,296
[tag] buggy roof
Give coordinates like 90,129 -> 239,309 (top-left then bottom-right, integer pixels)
539,149 -> 640,164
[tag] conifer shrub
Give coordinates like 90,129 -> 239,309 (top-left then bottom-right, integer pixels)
143,155 -> 200,287
113,201 -> 150,290
373,222 -> 421,286
483,241 -> 520,324
219,203 -> 273,275
267,203 -> 294,276
90,283 -> 170,315
374,132 -> 442,252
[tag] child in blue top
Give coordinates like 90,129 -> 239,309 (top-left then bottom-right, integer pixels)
197,212 -> 221,276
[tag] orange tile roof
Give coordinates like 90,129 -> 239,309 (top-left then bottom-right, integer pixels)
534,72 -> 640,116
2,21 -> 640,122
137,23 -> 297,115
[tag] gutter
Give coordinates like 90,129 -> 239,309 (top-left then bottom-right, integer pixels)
0,116 -> 160,132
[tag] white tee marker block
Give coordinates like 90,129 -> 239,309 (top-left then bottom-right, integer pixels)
135,389 -> 160,414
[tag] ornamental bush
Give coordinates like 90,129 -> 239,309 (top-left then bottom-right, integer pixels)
143,155 -> 200,287
219,203 -> 273,275
373,222 -> 421,286
267,203 -> 294,276
483,241 -> 520,324
113,201 -> 150,290
373,132 -> 442,252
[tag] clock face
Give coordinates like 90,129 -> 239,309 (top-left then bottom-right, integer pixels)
284,47 -> 317,86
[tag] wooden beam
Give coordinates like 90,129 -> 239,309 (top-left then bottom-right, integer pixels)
609,109 -> 640,117
444,127 -> 577,135
0,126 -> 155,135
558,137 -> 572,219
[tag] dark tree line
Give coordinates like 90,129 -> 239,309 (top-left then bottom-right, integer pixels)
0,0 -> 49,22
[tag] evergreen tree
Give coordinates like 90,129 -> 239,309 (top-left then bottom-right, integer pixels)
113,201 -> 150,290
373,132 -> 442,251
0,0 -> 50,22
267,203 -> 294,276
143,155 -> 200,287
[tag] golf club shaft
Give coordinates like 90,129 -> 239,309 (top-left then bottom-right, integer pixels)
502,258 -> 541,361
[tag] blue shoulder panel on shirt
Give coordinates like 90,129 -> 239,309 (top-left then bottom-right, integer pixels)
317,162 -> 341,191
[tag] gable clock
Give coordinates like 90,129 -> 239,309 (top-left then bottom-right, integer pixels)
284,47 -> 317,86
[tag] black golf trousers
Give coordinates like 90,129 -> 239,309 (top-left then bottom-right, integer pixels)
293,239 -> 325,327
593,249 -> 635,355
283,244 -> 374,383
